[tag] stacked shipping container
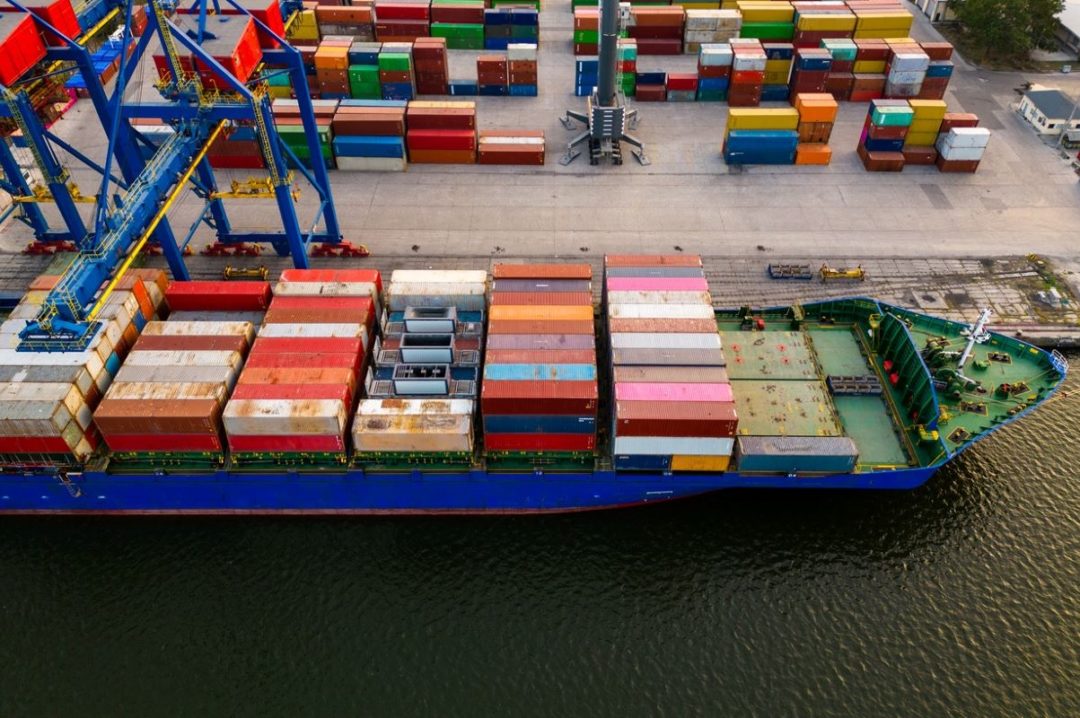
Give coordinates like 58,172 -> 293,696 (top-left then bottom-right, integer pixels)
406,100 -> 476,163
222,270 -> 378,466
483,264 -> 597,464
0,269 -> 166,465
723,107 -> 799,164
332,99 -> 408,172
793,92 -> 836,164
94,282 -> 266,467
431,0 -> 485,49
604,255 -> 737,473
483,7 -> 539,51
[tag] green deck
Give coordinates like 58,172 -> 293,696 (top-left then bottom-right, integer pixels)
718,299 -> 1066,472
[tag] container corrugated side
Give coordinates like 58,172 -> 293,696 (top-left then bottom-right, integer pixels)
103,382 -> 229,403
608,318 -> 718,334
256,322 -> 367,340
609,333 -> 722,350
616,400 -> 738,437
611,348 -> 727,367
604,254 -> 704,267
492,279 -> 591,293
735,435 -> 859,473
614,382 -> 733,402
141,320 -> 256,342
390,269 -> 488,284
387,283 -> 486,311
113,364 -> 239,387
606,277 -> 710,292
606,290 -> 712,305
122,349 -> 244,368
483,363 -> 597,381
223,399 -> 347,436
357,398 -> 474,416
613,366 -> 730,384
607,303 -> 714,319
486,334 -> 595,350
612,436 -> 735,456
352,413 -> 473,453
604,267 -> 706,278
492,264 -> 592,280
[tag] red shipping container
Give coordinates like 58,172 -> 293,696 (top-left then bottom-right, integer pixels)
230,382 -> 353,404
228,434 -> 346,453
406,129 -> 477,151
666,73 -> 698,91
605,254 -> 702,267
252,337 -> 364,355
166,280 -> 271,311
492,264 -> 590,280
0,13 -> 47,85
217,0 -> 284,48
431,4 -> 484,22
133,334 -> 250,353
269,295 -> 374,316
104,433 -> 224,453
634,84 -> 667,102
482,380 -> 598,415
697,65 -> 731,79
404,106 -> 476,130
244,352 -> 361,371
263,306 -> 374,330
902,146 -> 937,165
237,366 -> 357,387
615,400 -> 738,437
731,70 -> 764,84
484,433 -> 596,452
278,268 -> 383,294
938,113 -> 978,132
635,38 -> 682,55
375,1 -> 430,20
0,0 -> 80,46
195,17 -> 262,90
0,436 -> 74,454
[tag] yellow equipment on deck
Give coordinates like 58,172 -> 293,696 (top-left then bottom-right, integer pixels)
820,264 -> 866,282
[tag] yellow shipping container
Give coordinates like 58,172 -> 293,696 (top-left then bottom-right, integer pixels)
289,9 -> 320,42
408,100 -> 478,110
853,28 -> 911,39
796,13 -> 856,31
853,60 -> 886,73
268,86 -> 292,99
853,12 -> 912,30
764,70 -> 791,84
908,99 -> 948,119
488,305 -> 593,322
736,1 -> 794,22
908,118 -> 944,133
765,59 -> 791,73
727,107 -> 800,130
671,454 -> 731,472
673,1 -> 721,7
903,131 -> 939,146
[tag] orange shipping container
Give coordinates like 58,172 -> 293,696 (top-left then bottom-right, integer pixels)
407,149 -> 476,164
795,143 -> 832,165
237,366 -> 358,388
489,305 -> 592,322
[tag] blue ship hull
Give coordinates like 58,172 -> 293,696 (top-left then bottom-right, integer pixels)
0,466 -> 938,515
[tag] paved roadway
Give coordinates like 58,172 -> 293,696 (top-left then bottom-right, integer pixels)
1,0 -> 1078,267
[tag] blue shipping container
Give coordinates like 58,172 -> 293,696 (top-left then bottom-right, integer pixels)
509,84 -> 538,96
485,38 -> 511,50
449,81 -> 479,96
483,364 -> 598,381
797,57 -> 831,71
614,454 -> 672,471
333,136 -> 405,159
761,84 -> 790,102
479,84 -> 509,96
926,61 -> 954,78
576,60 -> 599,73
484,415 -> 597,435
381,83 -> 414,100
636,71 -> 666,84
863,137 -> 905,153
698,77 -> 729,91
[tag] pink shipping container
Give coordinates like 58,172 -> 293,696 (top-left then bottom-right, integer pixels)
614,382 -> 734,403
605,277 -> 710,292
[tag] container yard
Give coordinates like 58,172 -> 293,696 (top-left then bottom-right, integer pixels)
0,0 -> 1074,515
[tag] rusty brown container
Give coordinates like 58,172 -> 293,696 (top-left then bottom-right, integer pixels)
605,255 -> 703,268
608,318 -> 717,334
131,334 -> 249,353
615,400 -> 738,437
94,398 -> 222,435
481,380 -> 598,415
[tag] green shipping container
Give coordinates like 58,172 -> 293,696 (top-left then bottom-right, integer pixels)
872,106 -> 915,127
739,22 -> 795,40
574,29 -> 598,44
510,25 -> 539,39
696,89 -> 727,101
620,76 -> 636,96
378,53 -> 412,72
350,81 -> 382,99
430,23 -> 485,49
267,72 -> 290,88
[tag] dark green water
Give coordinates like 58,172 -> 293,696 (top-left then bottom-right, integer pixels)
1,376 -> 1078,716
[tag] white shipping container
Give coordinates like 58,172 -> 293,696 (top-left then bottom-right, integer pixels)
506,43 -> 538,61
606,290 -> 712,306
104,382 -> 229,403
613,436 -> 735,456
335,156 -> 406,172
609,332 -> 722,350
113,364 -> 239,387
256,322 -> 368,342
887,69 -> 925,84
937,145 -> 985,161
939,127 -> 991,149
142,320 -> 255,341
0,398 -> 74,437
122,350 -> 243,368
478,136 -> 545,146
890,52 -> 930,72
352,413 -> 473,453
390,270 -> 487,285
0,381 -> 85,416
223,399 -> 347,436
608,303 -> 715,319
732,54 -> 766,72
388,283 -> 487,311
0,350 -> 106,383
357,398 -> 474,416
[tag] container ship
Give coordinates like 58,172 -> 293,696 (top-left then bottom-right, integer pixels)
0,255 -> 1066,515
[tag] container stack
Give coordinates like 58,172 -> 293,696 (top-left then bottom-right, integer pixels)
789,47 -> 831,96
572,7 -> 598,56
619,38 -> 638,96
484,7 -> 538,51
792,5 -> 855,48
482,264 -> 597,467
736,1 -> 795,41
935,127 -> 989,173
666,72 -> 699,102
477,53 -> 508,95
857,98 -> 911,172
477,129 -> 545,165
851,6 -> 912,39
628,7 -> 684,55
406,100 -> 476,163
821,38 -> 857,100
900,98 -> 945,166
723,107 -> 799,165
332,99 -> 408,172
683,10 -> 741,55
850,38 -> 887,101
378,43 -> 416,100
412,36 -> 449,94
793,92 -> 836,165
315,4 -> 375,42
354,269 -> 484,468
697,43 -> 732,101
288,3 -> 320,42
761,42 -> 793,101
430,0 -> 485,49
575,58 -> 598,97
374,0 -> 431,42
918,42 -> 953,100
883,43 -> 928,99
508,43 -> 538,96
605,255 -> 737,473
0,269 -> 166,466
347,42 -> 382,99
94,284 -> 265,468
223,270 -> 378,467
193,16 -> 262,91
273,98 -> 336,170
207,124 -> 264,169
634,71 -> 667,101
315,38 -> 351,99
0,14 -> 46,87
729,40 -> 766,106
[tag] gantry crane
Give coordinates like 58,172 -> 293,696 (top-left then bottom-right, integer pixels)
0,0 -> 343,349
